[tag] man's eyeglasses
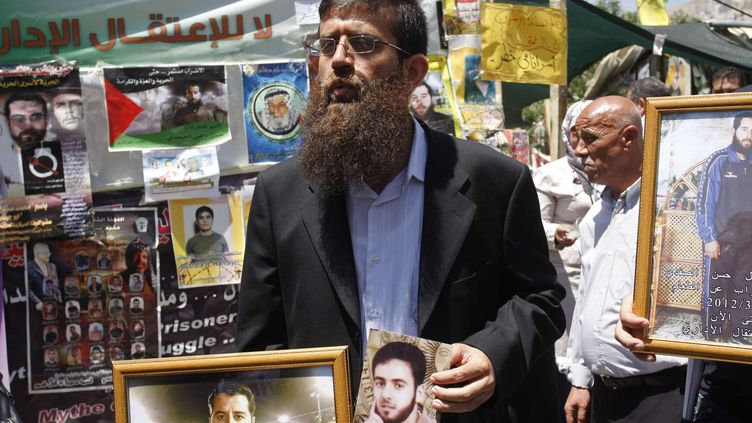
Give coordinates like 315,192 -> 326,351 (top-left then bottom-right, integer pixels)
308,35 -> 413,57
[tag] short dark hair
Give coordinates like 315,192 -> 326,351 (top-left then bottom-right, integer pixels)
713,66 -> 743,84
3,91 -> 47,119
318,0 -> 427,56
733,111 -> 752,129
627,77 -> 671,104
418,81 -> 434,96
195,205 -> 214,220
208,382 -> 256,416
371,342 -> 426,387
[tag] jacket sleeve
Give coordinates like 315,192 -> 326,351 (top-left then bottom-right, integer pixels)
696,155 -> 721,244
235,173 -> 288,352
463,166 -> 566,402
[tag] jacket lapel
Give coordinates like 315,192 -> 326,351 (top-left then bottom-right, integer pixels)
301,191 -> 361,329
418,126 -> 477,333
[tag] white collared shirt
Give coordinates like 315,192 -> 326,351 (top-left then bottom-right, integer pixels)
567,179 -> 686,387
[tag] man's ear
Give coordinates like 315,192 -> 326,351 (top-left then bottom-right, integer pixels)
415,384 -> 426,404
402,55 -> 429,92
622,125 -> 640,150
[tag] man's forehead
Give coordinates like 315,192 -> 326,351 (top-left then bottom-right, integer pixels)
10,100 -> 43,111
319,8 -> 392,38
737,117 -> 752,126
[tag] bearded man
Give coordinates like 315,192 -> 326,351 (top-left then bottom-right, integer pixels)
262,90 -> 299,135
696,111 -> 752,343
236,1 -> 565,422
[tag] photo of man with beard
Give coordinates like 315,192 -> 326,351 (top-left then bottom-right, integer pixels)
409,82 -> 454,135
260,89 -> 301,136
171,83 -> 215,127
236,1 -> 564,422
696,111 -> 752,342
3,92 -> 48,151
365,342 -> 435,423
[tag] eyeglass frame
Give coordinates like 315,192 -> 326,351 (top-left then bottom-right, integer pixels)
307,34 -> 414,57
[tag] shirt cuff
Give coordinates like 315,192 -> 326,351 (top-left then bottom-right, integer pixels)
567,364 -> 594,388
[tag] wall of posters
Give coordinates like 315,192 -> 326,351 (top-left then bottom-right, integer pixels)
104,65 -> 230,151
0,62 -> 93,243
243,61 -> 308,164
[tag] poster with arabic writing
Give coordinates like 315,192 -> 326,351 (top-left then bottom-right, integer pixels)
25,207 -> 160,393
0,62 -> 93,243
242,61 -> 308,164
103,65 -> 230,151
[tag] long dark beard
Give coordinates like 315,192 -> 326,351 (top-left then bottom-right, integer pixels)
297,70 -> 413,193
731,134 -> 752,156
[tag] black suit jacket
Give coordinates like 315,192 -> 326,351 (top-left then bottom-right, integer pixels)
237,123 -> 565,423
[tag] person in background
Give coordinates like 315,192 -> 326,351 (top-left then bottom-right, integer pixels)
208,381 -> 255,423
711,67 -> 743,94
564,96 -> 687,423
533,100 -> 598,416
625,77 -> 672,117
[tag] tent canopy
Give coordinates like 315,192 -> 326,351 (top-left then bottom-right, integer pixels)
502,0 -> 752,126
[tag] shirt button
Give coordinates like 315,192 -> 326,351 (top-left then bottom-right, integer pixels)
369,310 -> 379,320
372,256 -> 380,264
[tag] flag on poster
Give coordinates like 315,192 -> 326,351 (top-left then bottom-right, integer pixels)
242,61 -> 308,165
104,65 -> 230,151
0,61 -> 94,243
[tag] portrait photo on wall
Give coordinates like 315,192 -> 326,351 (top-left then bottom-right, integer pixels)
25,207 -> 160,393
103,65 -> 230,151
169,193 -> 245,289
0,61 -> 93,243
242,61 -> 308,165
409,55 -> 458,136
354,329 -> 451,423
113,347 -> 351,423
142,146 -> 220,202
634,93 -> 752,363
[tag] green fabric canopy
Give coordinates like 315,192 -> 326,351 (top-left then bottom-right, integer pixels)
502,0 -> 752,126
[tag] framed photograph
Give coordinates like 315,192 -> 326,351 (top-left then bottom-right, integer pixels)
635,92 -> 752,363
112,346 -> 351,423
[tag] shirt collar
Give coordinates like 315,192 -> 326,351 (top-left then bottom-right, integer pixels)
601,178 -> 641,211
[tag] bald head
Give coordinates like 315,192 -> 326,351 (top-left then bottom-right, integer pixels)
574,96 -> 643,196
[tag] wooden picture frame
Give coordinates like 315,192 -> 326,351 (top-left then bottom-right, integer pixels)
112,346 -> 351,423
635,92 -> 752,363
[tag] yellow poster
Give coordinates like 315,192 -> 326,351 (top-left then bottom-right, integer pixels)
637,0 -> 669,26
480,3 -> 567,85
169,193 -> 245,288
444,0 -> 481,35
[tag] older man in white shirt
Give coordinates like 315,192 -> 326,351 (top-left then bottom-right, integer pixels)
564,96 -> 687,423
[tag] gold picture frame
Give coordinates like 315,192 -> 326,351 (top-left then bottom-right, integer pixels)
112,346 -> 351,423
635,92 -> 752,363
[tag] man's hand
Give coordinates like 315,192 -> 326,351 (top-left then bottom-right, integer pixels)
430,343 -> 495,413
554,225 -> 575,248
614,296 -> 656,362
564,386 -> 590,423
362,402 -> 384,423
705,241 -> 720,259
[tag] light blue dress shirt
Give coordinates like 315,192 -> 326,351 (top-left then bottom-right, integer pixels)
346,119 -> 427,349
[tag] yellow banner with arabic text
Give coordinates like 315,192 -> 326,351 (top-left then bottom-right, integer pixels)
480,3 -> 567,85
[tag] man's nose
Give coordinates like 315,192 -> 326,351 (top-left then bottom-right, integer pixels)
573,138 -> 588,158
330,36 -> 354,76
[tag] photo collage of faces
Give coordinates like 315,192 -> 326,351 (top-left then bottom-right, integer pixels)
36,242 -> 149,374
